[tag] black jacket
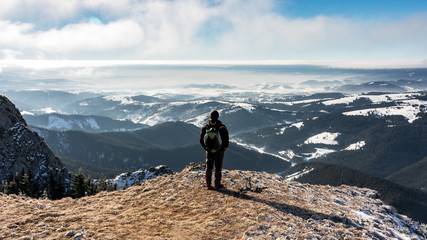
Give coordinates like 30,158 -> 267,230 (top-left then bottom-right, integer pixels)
200,120 -> 229,151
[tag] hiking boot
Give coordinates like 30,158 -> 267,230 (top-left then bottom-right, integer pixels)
205,183 -> 215,190
215,183 -> 224,189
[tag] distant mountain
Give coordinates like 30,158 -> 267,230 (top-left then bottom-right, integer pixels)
336,81 -> 406,93
300,80 -> 343,86
182,83 -> 237,89
0,95 -> 70,196
23,113 -> 147,132
1,90 -> 101,114
299,80 -> 343,90
235,92 -> 427,190
282,162 -> 427,223
33,122 -> 291,178
65,96 -> 296,134
391,79 -> 427,90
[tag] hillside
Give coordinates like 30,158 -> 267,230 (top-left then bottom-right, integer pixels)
0,165 -> 426,239
282,162 -> 427,223
32,122 -> 291,177
235,92 -> 427,191
0,95 -> 70,197
23,113 -> 148,133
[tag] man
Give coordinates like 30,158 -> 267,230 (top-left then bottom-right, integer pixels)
200,110 -> 229,189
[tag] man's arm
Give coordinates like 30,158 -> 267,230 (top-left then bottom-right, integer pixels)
219,125 -> 229,150
200,126 -> 207,148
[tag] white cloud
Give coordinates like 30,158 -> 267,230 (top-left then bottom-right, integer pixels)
0,49 -> 22,59
34,20 -> 144,52
59,67 -> 113,79
0,20 -> 144,53
0,0 -> 426,60
0,0 -> 81,23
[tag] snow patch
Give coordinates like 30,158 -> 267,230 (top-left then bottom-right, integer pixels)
284,167 -> 314,181
292,122 -> 304,129
185,114 -> 208,127
303,148 -> 336,161
38,108 -> 56,114
343,99 -> 426,123
103,95 -> 137,105
47,116 -> 72,130
85,118 -> 100,129
279,149 -> 296,160
20,110 -> 34,116
304,132 -> 340,145
276,122 -> 304,135
322,96 -> 358,105
281,98 -> 327,106
342,141 -> 365,151
231,102 -> 255,113
233,140 -> 290,163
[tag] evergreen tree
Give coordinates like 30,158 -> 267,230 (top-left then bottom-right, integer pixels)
20,172 -> 31,196
19,170 -> 39,198
71,169 -> 86,198
2,180 -> 19,195
97,174 -> 108,192
47,169 -> 65,200
85,177 -> 97,196
107,183 -> 117,192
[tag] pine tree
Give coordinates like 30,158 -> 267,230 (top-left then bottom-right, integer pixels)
71,169 -> 86,198
85,177 -> 97,196
2,180 -> 19,195
96,174 -> 108,193
47,169 -> 65,200
20,172 -> 31,196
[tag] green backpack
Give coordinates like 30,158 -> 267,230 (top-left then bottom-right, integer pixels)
204,127 -> 222,153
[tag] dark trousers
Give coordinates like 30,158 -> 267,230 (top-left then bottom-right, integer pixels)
205,150 -> 224,186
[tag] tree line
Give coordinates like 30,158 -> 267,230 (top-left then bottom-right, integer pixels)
1,168 -> 117,199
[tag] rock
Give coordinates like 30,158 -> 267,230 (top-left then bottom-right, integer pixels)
65,230 -> 74,237
73,229 -> 87,240
107,165 -> 173,190
0,95 -> 71,192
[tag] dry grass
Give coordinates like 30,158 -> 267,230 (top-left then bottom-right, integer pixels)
1,166 -> 426,239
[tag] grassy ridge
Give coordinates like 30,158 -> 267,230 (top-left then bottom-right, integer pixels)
283,162 -> 427,224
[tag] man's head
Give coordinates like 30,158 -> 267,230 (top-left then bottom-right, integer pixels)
210,110 -> 219,121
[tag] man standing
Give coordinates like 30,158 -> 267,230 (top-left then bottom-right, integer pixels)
200,110 -> 229,189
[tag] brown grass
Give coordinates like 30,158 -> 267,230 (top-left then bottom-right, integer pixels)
0,167 -> 425,239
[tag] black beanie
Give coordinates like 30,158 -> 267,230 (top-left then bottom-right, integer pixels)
210,110 -> 219,120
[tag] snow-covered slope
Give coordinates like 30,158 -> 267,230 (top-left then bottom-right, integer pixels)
22,113 -> 147,132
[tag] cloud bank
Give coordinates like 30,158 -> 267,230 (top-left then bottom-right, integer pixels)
0,0 -> 426,61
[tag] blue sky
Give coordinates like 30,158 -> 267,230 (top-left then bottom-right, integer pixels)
0,0 -> 426,66
277,0 -> 427,19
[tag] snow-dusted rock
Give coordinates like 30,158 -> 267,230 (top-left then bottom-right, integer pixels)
107,165 -> 173,190
0,95 -> 70,190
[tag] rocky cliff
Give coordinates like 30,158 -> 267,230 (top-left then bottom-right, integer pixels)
0,165 -> 425,239
0,95 -> 70,192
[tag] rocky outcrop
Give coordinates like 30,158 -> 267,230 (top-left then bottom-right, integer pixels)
0,95 -> 70,191
107,165 -> 173,190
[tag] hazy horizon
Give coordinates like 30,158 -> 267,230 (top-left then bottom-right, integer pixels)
1,61 -> 426,94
